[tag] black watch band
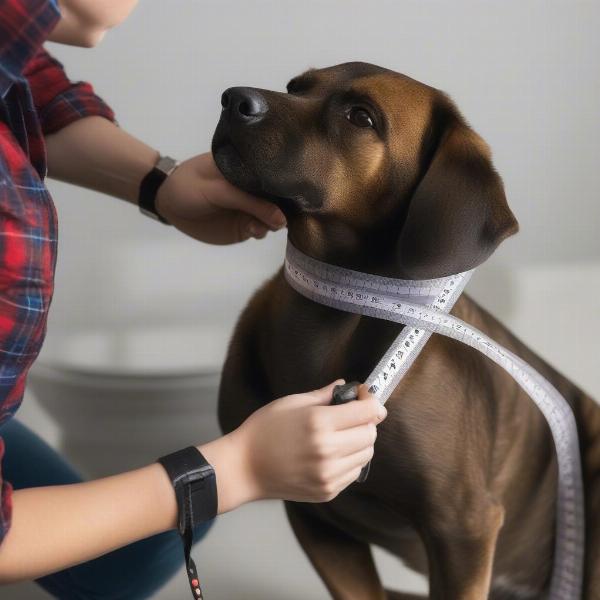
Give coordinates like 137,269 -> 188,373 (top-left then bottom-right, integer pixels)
158,446 -> 217,599
138,155 -> 178,224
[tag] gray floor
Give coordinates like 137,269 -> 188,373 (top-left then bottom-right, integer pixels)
4,259 -> 600,599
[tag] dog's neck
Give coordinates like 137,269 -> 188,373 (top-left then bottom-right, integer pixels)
287,214 -> 403,278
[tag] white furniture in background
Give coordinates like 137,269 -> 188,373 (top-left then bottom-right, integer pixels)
28,325 -> 227,478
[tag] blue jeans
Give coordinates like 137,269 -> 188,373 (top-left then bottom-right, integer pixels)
0,419 -> 213,600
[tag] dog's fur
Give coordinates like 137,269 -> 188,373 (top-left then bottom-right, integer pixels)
212,63 -> 600,599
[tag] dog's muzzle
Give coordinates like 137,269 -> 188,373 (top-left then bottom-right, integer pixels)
220,86 -> 268,124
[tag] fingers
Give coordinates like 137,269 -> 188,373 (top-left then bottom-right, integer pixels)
247,219 -> 269,239
332,466 -> 365,496
324,395 -> 387,431
214,182 -> 287,231
245,198 -> 286,231
275,380 -> 345,412
357,383 -> 374,400
292,381 -> 385,425
307,448 -> 372,503
205,152 -> 287,231
329,422 -> 378,457
316,465 -> 365,502
301,379 -> 347,407
236,216 -> 270,241
328,445 -> 374,480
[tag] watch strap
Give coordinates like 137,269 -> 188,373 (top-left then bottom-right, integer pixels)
138,155 -> 178,224
158,446 -> 217,599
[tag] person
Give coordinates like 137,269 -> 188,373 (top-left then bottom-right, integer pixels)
0,1 -> 386,598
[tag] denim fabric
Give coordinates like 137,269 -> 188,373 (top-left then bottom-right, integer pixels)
0,419 -> 213,600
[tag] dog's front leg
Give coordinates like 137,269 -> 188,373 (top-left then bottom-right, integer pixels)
423,501 -> 504,600
285,501 -> 391,600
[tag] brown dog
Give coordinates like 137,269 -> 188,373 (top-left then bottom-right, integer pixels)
212,63 -> 600,599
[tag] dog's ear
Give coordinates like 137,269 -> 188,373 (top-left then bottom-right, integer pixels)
396,97 -> 518,279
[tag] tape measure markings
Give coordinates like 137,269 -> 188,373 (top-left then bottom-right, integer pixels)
284,240 -> 584,600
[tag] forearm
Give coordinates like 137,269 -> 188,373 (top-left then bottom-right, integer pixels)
0,434 -> 252,583
45,116 -> 158,204
0,462 -> 175,583
0,382 -> 382,582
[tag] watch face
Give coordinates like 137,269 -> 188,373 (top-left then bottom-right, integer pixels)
155,156 -> 178,175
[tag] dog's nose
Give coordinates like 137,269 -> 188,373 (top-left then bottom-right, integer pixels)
220,87 -> 268,123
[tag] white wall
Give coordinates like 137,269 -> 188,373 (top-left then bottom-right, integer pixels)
41,1 -> 600,386
7,4 -> 599,598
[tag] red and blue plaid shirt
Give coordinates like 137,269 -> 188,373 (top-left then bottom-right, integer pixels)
0,0 -> 115,545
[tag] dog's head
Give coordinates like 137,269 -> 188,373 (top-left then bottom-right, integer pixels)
212,62 -> 518,278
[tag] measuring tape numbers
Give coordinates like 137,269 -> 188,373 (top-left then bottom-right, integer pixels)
284,240 -> 584,600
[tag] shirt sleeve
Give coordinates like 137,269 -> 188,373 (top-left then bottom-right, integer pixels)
23,48 -> 116,136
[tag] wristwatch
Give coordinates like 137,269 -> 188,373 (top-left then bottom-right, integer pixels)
138,155 -> 179,224
158,446 -> 217,599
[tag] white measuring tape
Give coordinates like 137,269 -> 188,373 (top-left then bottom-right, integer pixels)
284,240 -> 584,600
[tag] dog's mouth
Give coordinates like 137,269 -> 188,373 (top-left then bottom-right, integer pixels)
212,125 -> 321,216
212,133 -> 260,193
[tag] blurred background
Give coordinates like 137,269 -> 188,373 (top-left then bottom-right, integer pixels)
5,0 -> 599,598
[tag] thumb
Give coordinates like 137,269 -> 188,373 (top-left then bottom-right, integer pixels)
275,379 -> 345,411
305,379 -> 346,406
224,186 -> 286,231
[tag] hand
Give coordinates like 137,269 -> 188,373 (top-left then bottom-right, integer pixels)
155,152 -> 287,244
199,380 -> 387,513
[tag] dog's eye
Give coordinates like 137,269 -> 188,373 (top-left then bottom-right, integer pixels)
346,107 -> 375,129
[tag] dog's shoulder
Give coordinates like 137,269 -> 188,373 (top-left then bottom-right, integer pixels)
231,269 -> 285,336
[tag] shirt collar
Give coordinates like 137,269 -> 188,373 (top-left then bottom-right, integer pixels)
0,0 -> 61,97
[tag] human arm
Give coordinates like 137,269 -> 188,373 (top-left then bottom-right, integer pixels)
23,48 -> 284,242
45,117 -> 286,242
0,382 -> 385,582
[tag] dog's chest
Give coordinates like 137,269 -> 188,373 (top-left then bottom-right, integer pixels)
265,287 -> 406,397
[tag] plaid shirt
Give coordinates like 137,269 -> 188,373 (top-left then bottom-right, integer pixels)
0,0 -> 115,545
